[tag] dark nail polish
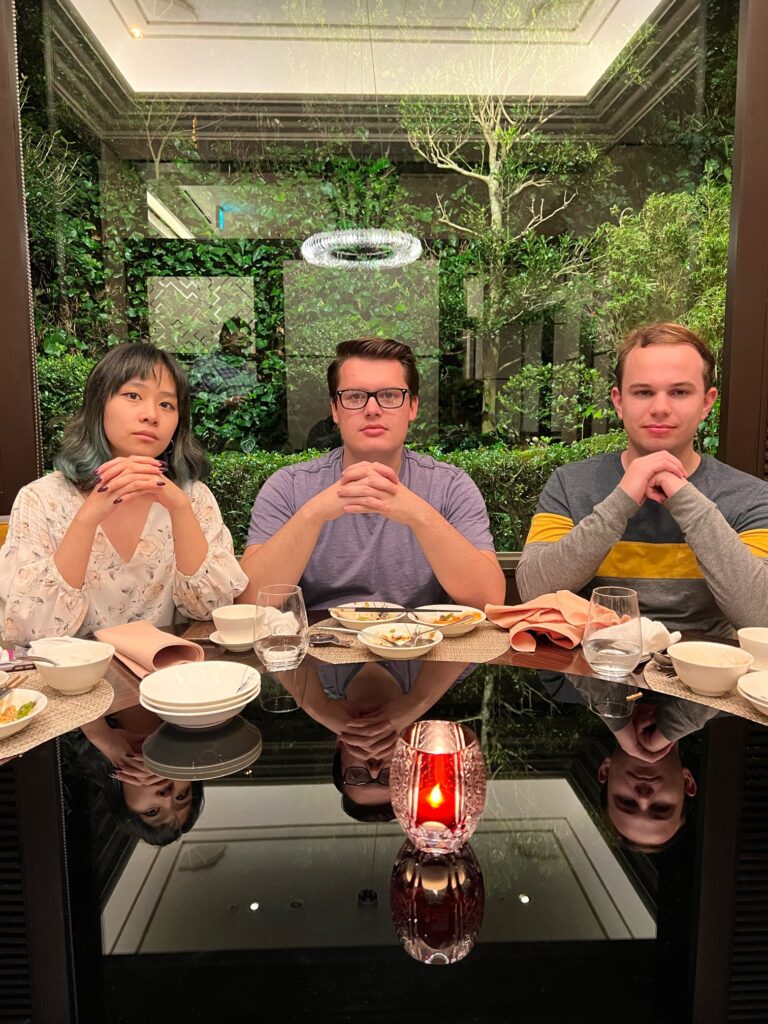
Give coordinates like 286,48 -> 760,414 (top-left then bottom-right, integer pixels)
156,480 -> 166,486
93,474 -> 102,483
113,497 -> 123,505
97,485 -> 108,493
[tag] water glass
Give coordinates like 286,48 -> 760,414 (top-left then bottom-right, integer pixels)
582,586 -> 642,680
253,585 -> 309,672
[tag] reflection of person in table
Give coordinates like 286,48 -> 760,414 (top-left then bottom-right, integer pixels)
80,705 -> 204,846
0,343 -> 247,645
280,657 -> 469,821
239,337 -> 505,610
549,673 -> 716,849
517,323 -> 768,635
599,741 -> 697,851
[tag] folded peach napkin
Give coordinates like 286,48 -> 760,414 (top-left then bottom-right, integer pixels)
485,591 -> 619,652
94,621 -> 205,678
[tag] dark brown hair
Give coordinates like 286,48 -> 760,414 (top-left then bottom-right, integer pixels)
56,342 -> 208,489
614,322 -> 716,390
327,337 -> 420,398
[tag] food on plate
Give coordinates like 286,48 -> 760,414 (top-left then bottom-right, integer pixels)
0,700 -> 36,724
419,610 -> 482,625
375,627 -> 439,647
331,602 -> 402,622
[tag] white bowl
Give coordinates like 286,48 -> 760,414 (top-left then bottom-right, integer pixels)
329,601 -> 405,631
28,637 -> 115,695
408,605 -> 486,637
667,641 -> 753,696
139,692 -> 253,729
737,672 -> 768,713
0,688 -> 48,740
141,662 -> 260,709
142,685 -> 260,713
737,627 -> 768,672
358,623 -> 443,661
212,604 -> 259,645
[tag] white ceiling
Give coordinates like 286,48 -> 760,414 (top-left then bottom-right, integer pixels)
69,0 -> 664,98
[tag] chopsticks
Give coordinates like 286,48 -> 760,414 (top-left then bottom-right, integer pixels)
346,606 -> 467,615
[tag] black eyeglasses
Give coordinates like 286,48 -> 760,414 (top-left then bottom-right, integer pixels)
335,388 -> 410,410
343,766 -> 391,786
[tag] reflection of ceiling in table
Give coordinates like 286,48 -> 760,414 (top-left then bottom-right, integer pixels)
53,0 -> 702,152
102,778 -> 655,954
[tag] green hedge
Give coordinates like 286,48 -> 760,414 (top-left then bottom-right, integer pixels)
37,353 -> 96,468
208,433 -> 626,553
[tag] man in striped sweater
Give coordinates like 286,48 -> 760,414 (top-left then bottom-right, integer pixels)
518,322 -> 768,847
517,322 -> 768,636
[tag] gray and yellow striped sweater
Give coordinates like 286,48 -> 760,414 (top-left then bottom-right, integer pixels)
517,452 -> 768,637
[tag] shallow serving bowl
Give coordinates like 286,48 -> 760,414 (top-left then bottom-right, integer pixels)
736,672 -> 768,715
28,637 -> 115,695
0,688 -> 48,741
358,623 -> 442,661
140,662 -> 260,710
141,685 -> 260,714
329,601 -> 405,631
139,692 -> 255,729
667,640 -> 753,696
737,627 -> 768,672
408,605 -> 485,638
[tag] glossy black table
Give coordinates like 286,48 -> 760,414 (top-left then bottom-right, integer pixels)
4,647 -> 767,1024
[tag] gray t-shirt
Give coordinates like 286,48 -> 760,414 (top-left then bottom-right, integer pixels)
246,447 -> 495,609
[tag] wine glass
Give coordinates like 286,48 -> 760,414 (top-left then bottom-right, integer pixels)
582,586 -> 642,680
253,585 -> 309,673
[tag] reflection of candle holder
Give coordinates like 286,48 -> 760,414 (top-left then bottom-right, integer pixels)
390,721 -> 486,854
390,840 -> 484,965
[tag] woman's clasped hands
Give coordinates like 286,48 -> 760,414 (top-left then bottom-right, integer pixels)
79,455 -> 190,524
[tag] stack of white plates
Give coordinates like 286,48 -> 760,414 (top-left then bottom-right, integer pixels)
139,661 -> 261,729
737,672 -> 768,716
142,718 -> 263,780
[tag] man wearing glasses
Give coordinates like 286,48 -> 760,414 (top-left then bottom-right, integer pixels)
240,337 -> 505,609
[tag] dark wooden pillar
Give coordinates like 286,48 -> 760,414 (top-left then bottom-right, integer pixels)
719,0 -> 768,477
0,0 -> 42,513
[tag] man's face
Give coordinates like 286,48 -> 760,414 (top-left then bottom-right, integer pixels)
598,746 -> 696,848
611,343 -> 717,460
339,742 -> 392,807
330,357 -> 418,459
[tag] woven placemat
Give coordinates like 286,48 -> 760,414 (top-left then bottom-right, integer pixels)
309,619 -> 510,665
643,661 -> 768,725
0,672 -> 114,759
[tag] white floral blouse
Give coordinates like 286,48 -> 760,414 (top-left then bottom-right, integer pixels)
0,472 -> 249,645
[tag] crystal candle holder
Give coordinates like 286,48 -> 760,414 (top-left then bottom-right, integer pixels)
390,840 -> 484,965
390,721 -> 486,854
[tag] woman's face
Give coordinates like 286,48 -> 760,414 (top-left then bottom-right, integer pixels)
102,364 -> 179,459
122,778 -> 193,831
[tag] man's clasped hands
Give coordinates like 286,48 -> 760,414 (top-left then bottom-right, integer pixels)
613,700 -> 675,763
